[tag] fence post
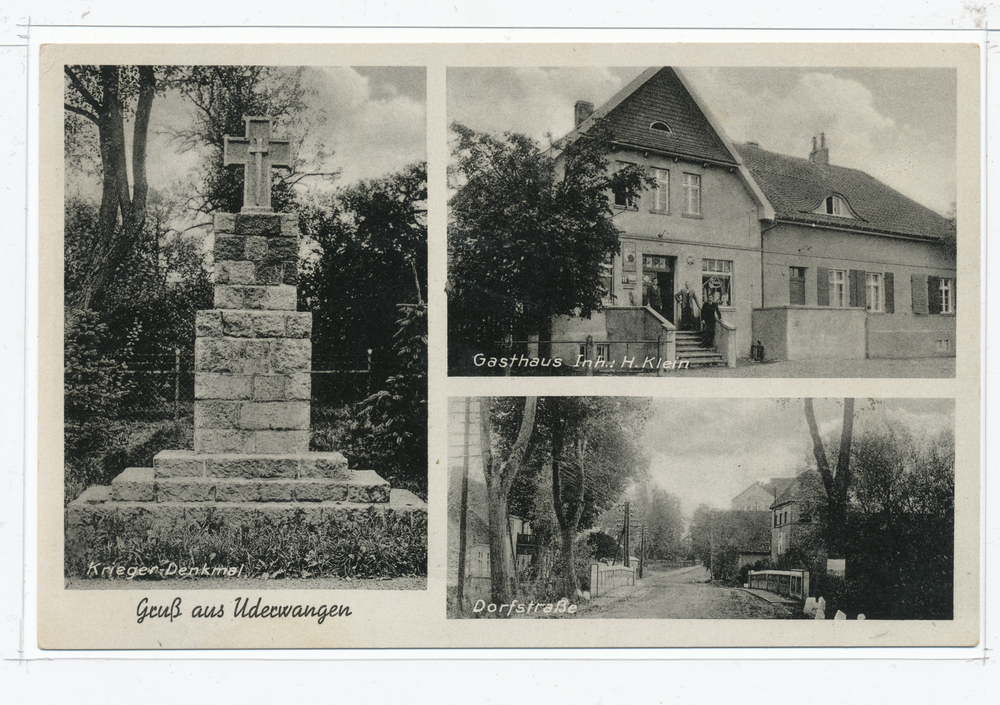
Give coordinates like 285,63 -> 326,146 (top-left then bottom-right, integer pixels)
173,347 -> 181,422
366,348 -> 373,394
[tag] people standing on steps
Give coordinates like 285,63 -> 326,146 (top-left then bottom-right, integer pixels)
675,281 -> 700,331
701,292 -> 723,347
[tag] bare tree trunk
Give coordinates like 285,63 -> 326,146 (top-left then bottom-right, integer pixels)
804,398 -> 855,558
480,396 -> 537,609
70,65 -> 156,310
551,409 -> 587,598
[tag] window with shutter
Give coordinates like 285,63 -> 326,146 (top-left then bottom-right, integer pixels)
866,272 -> 883,312
911,274 -> 928,314
849,269 -> 866,308
938,278 -> 954,314
817,267 -> 830,307
927,275 -> 942,315
829,269 -> 847,308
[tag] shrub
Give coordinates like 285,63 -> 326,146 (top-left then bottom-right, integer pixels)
66,506 -> 427,580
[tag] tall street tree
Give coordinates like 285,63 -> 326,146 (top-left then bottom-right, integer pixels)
447,121 -> 652,373
803,398 -> 856,558
542,397 -> 649,597
64,65 -> 156,310
479,397 -> 538,607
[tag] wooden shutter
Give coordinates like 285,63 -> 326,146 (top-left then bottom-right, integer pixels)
911,274 -> 928,314
849,269 -> 866,308
817,267 -> 829,307
928,275 -> 941,315
953,278 -> 956,312
884,272 -> 894,313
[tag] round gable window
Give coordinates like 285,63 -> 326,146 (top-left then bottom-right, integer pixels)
649,121 -> 672,133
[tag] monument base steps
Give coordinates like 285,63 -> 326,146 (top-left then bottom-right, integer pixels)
66,448 -> 427,572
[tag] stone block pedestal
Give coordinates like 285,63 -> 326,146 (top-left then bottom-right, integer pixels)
66,211 -> 426,569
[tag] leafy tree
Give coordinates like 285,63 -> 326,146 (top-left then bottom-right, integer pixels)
851,422 -> 954,521
163,65 -> 332,215
300,162 -> 427,374
586,531 -> 620,562
64,194 -> 212,370
64,65 -> 157,310
448,121 -> 652,374
844,422 -> 955,619
541,397 -> 649,597
688,504 -> 715,567
634,484 -> 684,561
355,301 -> 427,495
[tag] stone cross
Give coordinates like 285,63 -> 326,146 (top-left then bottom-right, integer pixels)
223,116 -> 291,213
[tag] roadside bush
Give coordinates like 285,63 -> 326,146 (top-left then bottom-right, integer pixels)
64,419 -> 191,503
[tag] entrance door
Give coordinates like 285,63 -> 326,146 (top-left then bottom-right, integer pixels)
641,254 -> 675,323
657,270 -> 675,323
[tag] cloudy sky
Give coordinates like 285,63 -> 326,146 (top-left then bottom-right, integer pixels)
141,66 -> 426,198
447,66 -> 956,215
641,398 -> 954,516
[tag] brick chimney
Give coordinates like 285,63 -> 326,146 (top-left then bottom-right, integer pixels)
809,133 -> 829,166
574,100 -> 594,127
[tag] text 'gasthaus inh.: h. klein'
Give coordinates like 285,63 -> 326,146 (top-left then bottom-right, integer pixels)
473,353 -> 689,370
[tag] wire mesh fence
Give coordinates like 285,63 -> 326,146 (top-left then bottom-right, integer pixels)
107,350 -> 374,428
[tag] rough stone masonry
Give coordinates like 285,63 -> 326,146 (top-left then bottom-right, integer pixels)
66,117 -> 425,553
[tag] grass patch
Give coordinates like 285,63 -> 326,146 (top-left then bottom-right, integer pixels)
66,506 -> 428,581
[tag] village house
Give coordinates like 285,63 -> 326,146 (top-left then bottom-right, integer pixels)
549,67 -> 956,368
770,470 -> 825,563
731,478 -> 795,512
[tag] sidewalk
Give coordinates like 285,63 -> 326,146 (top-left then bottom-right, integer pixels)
668,356 -> 955,378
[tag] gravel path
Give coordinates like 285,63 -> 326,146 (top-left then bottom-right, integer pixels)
578,566 -> 797,619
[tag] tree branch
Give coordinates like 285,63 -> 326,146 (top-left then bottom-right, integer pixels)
64,103 -> 99,124
64,66 -> 103,112
499,396 -> 537,498
804,398 -> 835,498
834,398 -> 855,501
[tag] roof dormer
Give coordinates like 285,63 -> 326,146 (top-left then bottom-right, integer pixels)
814,194 -> 859,219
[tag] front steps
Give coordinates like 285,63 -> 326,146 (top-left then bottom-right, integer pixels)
674,330 -> 726,366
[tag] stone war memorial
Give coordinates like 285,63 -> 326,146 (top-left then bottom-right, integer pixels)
66,117 -> 427,582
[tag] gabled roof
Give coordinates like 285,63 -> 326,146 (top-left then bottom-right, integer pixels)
575,67 -> 737,165
763,477 -> 796,498
733,482 -> 771,499
562,67 -> 775,219
772,470 -> 824,509
735,143 -> 953,241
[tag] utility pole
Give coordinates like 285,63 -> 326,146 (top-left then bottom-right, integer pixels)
623,502 -> 631,568
456,398 -> 472,612
639,524 -> 645,579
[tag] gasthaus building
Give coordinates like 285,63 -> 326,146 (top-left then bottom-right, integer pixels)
548,67 -> 956,369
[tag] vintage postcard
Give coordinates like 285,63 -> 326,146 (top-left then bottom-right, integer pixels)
37,41 -> 980,649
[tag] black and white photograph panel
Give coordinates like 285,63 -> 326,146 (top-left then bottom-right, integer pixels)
62,65 -> 427,588
448,397 -> 955,621
447,67 -> 958,377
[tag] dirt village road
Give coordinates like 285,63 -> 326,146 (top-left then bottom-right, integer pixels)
578,565 -> 799,619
